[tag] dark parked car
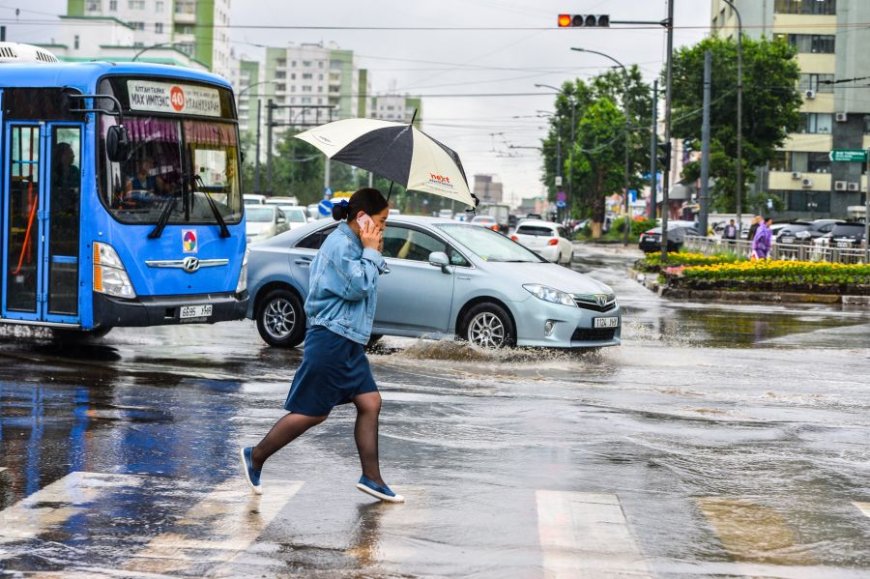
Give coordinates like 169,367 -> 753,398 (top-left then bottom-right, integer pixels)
775,222 -> 811,244
638,221 -> 699,252
793,219 -> 844,243
828,222 -> 866,248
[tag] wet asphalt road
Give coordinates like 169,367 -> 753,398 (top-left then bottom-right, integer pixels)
0,244 -> 869,578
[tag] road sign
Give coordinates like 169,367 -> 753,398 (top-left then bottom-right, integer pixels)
555,200 -> 567,209
556,191 -> 567,202
318,199 -> 334,216
829,149 -> 868,163
555,176 -> 563,187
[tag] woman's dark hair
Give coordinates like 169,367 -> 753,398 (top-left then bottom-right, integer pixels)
332,187 -> 389,221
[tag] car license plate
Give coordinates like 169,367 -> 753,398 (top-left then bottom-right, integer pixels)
837,241 -> 852,248
180,304 -> 213,319
781,236 -> 794,244
594,317 -> 619,328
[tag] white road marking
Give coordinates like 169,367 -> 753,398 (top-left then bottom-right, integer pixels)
0,472 -> 142,545
123,479 -> 303,575
854,502 -> 870,518
536,490 -> 650,578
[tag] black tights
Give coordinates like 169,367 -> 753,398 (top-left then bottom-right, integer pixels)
251,391 -> 385,485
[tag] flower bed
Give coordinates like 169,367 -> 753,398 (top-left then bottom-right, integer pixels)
664,260 -> 870,295
634,251 -> 742,273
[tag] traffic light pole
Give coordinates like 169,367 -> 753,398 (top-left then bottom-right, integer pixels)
660,0 -> 674,261
648,80 -> 658,221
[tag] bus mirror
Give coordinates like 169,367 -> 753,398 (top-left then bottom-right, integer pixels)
106,125 -> 131,162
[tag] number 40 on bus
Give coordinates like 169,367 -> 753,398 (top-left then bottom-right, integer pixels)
0,43 -> 248,338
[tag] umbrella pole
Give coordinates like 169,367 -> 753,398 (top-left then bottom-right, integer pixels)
387,181 -> 394,201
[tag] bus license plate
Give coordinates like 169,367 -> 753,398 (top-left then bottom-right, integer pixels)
180,304 -> 213,319
594,317 -> 619,328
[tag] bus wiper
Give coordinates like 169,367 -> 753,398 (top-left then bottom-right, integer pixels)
193,175 -> 230,238
148,194 -> 178,239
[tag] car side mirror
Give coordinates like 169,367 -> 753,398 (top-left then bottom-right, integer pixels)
106,125 -> 130,162
277,216 -> 286,224
428,251 -> 450,272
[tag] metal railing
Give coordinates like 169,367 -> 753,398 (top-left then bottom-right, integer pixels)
684,236 -> 869,264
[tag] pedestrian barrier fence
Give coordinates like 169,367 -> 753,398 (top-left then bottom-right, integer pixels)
684,236 -> 868,264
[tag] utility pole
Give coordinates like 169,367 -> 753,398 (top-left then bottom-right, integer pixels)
660,0 -> 674,261
699,50 -> 712,238
722,0 -> 744,233
254,99 -> 262,194
648,80 -> 658,221
266,99 -> 274,195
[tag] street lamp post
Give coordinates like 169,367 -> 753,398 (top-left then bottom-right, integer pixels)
535,83 -> 575,219
721,0 -> 744,231
132,41 -> 184,61
571,47 -> 632,245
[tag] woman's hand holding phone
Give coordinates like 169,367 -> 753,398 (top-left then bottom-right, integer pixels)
358,213 -> 381,251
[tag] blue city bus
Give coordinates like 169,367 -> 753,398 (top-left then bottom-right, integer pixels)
0,53 -> 247,336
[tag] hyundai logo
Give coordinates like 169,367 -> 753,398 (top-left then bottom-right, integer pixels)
182,256 -> 200,273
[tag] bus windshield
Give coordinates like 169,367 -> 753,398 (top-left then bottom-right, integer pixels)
99,115 -> 243,226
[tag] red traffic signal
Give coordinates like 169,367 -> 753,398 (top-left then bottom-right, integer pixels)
557,14 -> 610,27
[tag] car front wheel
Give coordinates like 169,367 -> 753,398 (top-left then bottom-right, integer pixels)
460,302 -> 516,349
256,288 -> 305,348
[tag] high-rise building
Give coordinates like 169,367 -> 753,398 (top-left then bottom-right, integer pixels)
474,174 -> 504,204
710,0 -> 868,219
261,42 -> 368,146
62,0 -> 233,79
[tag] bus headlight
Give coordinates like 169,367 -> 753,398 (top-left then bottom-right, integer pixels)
93,242 -> 136,299
236,248 -> 249,293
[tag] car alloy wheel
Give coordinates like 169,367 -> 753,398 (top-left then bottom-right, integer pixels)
462,302 -> 516,349
256,288 -> 305,348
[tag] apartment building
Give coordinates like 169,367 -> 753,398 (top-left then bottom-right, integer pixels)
711,0 -> 869,219
370,81 -> 423,125
63,0 -> 233,79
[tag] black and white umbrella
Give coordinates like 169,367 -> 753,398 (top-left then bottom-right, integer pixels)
295,118 -> 477,207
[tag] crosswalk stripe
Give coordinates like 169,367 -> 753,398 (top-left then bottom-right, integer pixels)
0,472 -> 142,545
855,502 -> 870,518
123,478 -> 303,575
536,490 -> 650,578
697,497 -> 815,565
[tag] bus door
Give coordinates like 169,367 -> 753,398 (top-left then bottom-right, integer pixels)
3,123 -> 83,323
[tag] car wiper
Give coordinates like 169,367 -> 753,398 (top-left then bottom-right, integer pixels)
148,194 -> 179,239
192,175 -> 230,238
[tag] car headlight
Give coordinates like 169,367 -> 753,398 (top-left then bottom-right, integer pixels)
523,284 -> 576,307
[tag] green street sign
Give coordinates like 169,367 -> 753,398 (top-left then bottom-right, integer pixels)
829,149 -> 868,162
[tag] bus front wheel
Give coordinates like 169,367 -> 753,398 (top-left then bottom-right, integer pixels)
256,288 -> 305,348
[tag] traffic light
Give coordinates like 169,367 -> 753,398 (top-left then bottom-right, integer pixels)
657,142 -> 672,168
557,14 -> 610,27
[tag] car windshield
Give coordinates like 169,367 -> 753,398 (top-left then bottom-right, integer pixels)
100,116 -> 242,225
436,223 -> 544,263
246,206 -> 276,223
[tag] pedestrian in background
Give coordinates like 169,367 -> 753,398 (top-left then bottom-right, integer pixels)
747,215 -> 761,245
752,217 -> 773,260
723,219 -> 737,245
239,187 -> 405,503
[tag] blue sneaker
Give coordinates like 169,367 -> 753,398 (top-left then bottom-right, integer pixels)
356,475 -> 404,503
239,446 -> 262,495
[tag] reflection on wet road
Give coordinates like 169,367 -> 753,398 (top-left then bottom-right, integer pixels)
0,245 -> 868,577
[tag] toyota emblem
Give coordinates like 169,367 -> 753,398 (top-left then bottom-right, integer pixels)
182,256 -> 200,273
596,294 -> 607,307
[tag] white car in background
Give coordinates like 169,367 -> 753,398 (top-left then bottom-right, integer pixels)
243,193 -> 266,205
276,205 -> 310,230
246,205 -> 290,244
511,219 -> 574,265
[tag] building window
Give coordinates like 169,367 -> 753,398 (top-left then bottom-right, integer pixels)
302,73 -> 313,80
73,35 -> 80,50
129,21 -> 145,30
302,60 -> 312,67
156,1 -> 164,11
275,83 -> 286,92
302,85 -> 312,92
778,152 -> 831,174
787,191 -> 830,212
798,113 -> 833,134
277,58 -> 286,68
800,73 -> 835,94
774,0 -> 836,15
155,22 -> 163,34
109,0 -> 117,9
275,70 -> 286,79
778,34 -> 835,54
128,0 -> 144,9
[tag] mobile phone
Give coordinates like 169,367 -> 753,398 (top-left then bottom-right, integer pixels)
357,213 -> 374,230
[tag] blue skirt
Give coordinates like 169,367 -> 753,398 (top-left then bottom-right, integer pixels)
283,326 -> 378,416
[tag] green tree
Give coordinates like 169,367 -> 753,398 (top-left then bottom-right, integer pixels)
540,66 -> 652,232
669,36 -> 802,212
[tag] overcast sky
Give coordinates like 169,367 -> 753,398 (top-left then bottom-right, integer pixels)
2,0 -> 711,205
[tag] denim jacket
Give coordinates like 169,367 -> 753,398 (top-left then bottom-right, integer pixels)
305,222 -> 387,344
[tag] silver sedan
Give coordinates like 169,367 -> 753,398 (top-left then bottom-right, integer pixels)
246,216 -> 621,349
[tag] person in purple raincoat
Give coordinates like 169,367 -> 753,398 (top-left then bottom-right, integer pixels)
751,217 -> 773,260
